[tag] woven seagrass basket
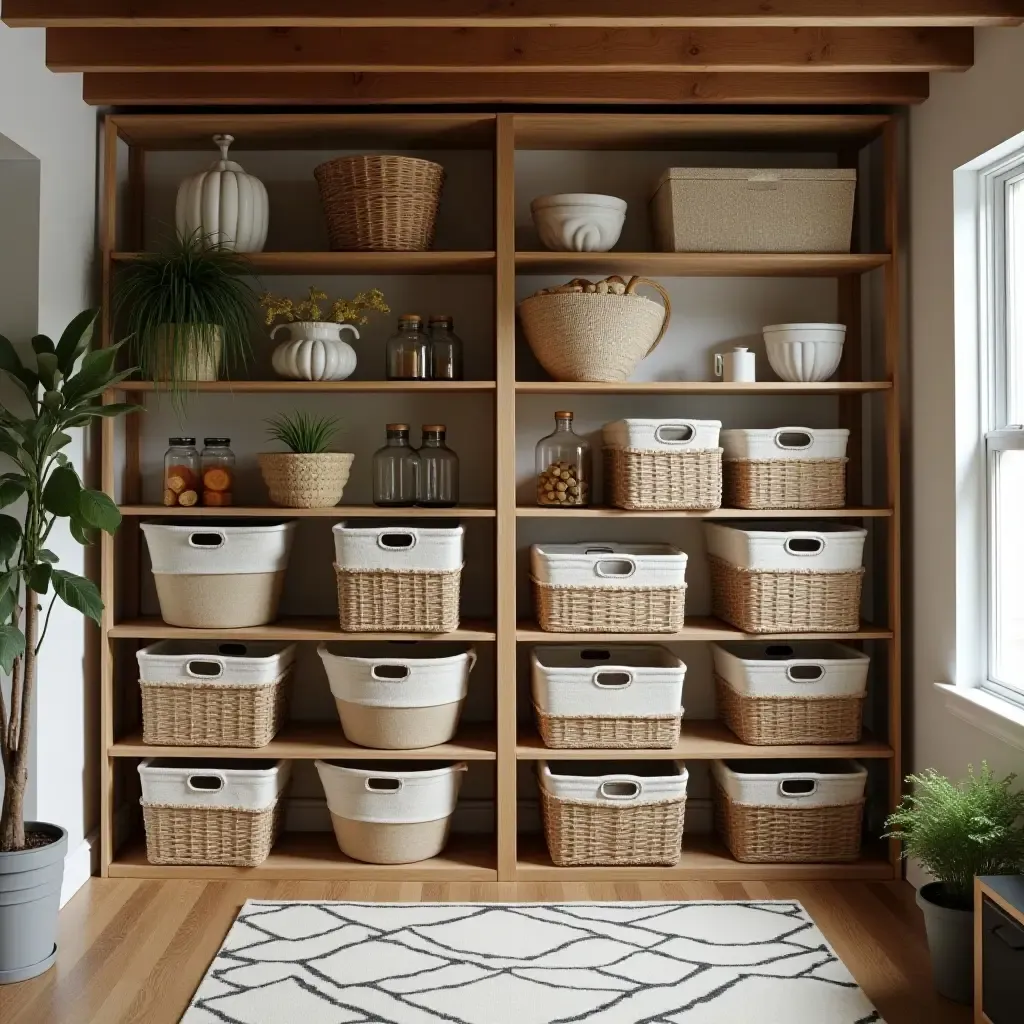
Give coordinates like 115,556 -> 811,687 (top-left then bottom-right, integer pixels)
142,801 -> 282,867
335,565 -> 461,633
723,457 -> 847,510
259,452 -> 354,509
605,447 -> 722,510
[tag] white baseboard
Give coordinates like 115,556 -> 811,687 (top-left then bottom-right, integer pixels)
61,831 -> 98,908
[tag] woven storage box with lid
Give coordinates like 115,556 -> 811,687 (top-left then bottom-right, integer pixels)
540,761 -> 688,866
720,427 -> 849,510
651,168 -> 856,253
137,640 -> 296,748
333,521 -> 463,633
138,758 -> 290,866
315,760 -> 466,864
532,645 -> 686,749
603,419 -> 723,511
713,759 -> 866,863
712,641 -> 869,745
531,543 -> 687,633
313,155 -> 444,252
319,642 -> 475,749
705,523 -> 866,633
141,520 -> 296,628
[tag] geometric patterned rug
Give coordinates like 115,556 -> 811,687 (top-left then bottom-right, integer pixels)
182,900 -> 884,1023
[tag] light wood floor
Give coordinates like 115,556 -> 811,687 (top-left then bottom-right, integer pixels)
1,878 -> 968,1024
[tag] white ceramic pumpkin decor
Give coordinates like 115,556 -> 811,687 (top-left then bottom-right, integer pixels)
271,322 -> 360,381
175,134 -> 269,253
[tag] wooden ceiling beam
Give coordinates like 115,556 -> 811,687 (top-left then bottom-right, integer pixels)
81,71 -> 931,106
45,26 -> 974,74
7,0 -> 1023,28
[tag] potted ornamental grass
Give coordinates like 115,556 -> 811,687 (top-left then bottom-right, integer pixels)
0,311 -> 136,982
885,762 -> 1024,1004
258,411 -> 352,509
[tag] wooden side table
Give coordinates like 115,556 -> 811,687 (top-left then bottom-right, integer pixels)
975,876 -> 1024,1023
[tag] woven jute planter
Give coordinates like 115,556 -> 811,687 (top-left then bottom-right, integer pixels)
535,705 -> 681,749
313,155 -> 445,251
605,447 -> 722,510
258,452 -> 354,509
713,781 -> 863,863
532,578 -> 686,633
142,802 -> 281,867
151,324 -> 222,383
709,557 -> 863,634
541,789 -> 686,866
723,457 -> 847,510
714,674 -> 863,746
335,564 -> 461,633
140,670 -> 292,748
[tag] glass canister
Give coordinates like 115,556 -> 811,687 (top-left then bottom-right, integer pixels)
535,411 -> 591,507
385,314 -> 430,380
428,314 -> 464,381
200,438 -> 235,508
417,425 -> 459,507
163,437 -> 200,507
372,423 -> 421,507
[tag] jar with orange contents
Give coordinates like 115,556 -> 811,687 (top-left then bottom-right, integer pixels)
200,438 -> 235,507
163,438 -> 200,507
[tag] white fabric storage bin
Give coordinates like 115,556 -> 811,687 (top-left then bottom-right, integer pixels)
712,641 -> 868,699
603,419 -> 722,452
540,761 -> 688,805
650,167 -> 856,253
136,640 -> 296,686
332,522 -> 464,571
318,643 -> 476,749
315,760 -> 467,864
705,523 -> 866,572
531,543 -> 687,588
138,758 -> 291,810
720,427 -> 849,462
713,759 -> 867,810
141,521 -> 297,628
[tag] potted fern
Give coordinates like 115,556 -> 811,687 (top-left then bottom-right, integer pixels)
258,412 -> 352,509
885,762 -> 1024,1004
0,311 -> 136,982
113,231 -> 259,403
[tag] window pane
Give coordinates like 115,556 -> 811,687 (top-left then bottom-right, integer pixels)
1007,176 -> 1024,425
993,447 -> 1024,692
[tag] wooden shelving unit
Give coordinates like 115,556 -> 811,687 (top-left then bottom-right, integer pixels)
99,110 -> 902,883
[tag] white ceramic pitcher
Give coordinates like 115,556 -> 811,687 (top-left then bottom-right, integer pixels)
713,346 -> 756,383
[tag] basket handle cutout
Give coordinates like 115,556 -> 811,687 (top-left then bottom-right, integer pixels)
188,531 -> 226,549
584,546 -> 614,555
774,429 -> 814,451
371,664 -> 410,680
784,536 -> 825,556
594,670 -> 632,689
187,773 -> 225,793
653,423 -> 695,446
779,779 -> 818,798
365,777 -> 403,793
599,780 -> 642,800
378,531 -> 416,551
764,645 -> 795,658
217,643 -> 248,657
787,664 -> 826,682
580,649 -> 612,661
186,659 -> 224,679
624,276 -> 672,357
594,558 -> 636,579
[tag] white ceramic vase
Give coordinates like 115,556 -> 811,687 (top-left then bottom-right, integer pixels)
270,321 -> 360,381
175,134 -> 269,253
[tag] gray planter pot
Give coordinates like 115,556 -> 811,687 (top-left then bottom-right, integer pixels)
0,822 -> 67,984
916,880 -> 974,1004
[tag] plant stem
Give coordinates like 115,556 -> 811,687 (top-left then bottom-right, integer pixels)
0,592 -> 36,852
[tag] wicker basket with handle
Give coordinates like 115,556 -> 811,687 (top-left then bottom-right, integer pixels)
518,276 -> 671,382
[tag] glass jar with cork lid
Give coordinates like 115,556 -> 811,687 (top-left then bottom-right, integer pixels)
417,424 -> 459,507
372,423 -> 420,507
385,314 -> 430,380
535,411 -> 591,507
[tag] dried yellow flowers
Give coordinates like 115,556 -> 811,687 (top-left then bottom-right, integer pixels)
260,286 -> 390,326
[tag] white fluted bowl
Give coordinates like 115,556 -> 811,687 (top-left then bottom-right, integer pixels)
764,322 -> 847,382
530,193 -> 626,252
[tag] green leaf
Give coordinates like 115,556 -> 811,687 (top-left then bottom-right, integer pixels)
61,402 -> 138,428
31,335 -> 55,357
37,549 -> 58,564
51,569 -> 103,624
0,587 -> 15,625
78,489 -> 121,535
55,309 -> 98,377
0,569 -> 14,597
43,431 -> 72,459
0,514 -> 22,563
0,333 -> 29,383
35,352 -> 60,391
0,624 -> 25,674
0,477 -> 26,507
0,433 -> 20,462
69,520 -> 95,546
27,562 -> 51,595
62,343 -> 122,404
42,390 -> 63,413
42,464 -> 81,517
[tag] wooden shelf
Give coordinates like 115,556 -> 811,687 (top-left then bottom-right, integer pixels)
112,250 -> 495,275
517,506 -> 892,519
111,722 -> 496,760
515,251 -> 890,277
516,721 -> 893,760
116,379 -> 496,394
515,380 -> 891,394
110,832 -> 496,881
110,617 -> 496,641
119,505 -> 496,518
515,835 -> 894,881
517,617 -> 893,643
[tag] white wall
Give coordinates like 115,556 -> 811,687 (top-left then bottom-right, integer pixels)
909,28 -> 1024,822
0,23 -> 98,900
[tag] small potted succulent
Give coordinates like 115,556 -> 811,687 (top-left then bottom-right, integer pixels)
884,762 -> 1024,1004
261,286 -> 389,382
258,411 -> 353,509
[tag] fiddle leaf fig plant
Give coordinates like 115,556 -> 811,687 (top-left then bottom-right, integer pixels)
0,310 -> 138,852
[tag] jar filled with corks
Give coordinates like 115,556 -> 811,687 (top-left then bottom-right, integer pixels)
535,410 -> 591,507
163,437 -> 201,507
